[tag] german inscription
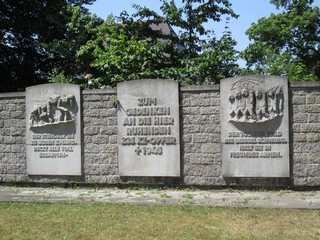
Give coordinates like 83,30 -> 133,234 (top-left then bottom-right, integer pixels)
220,76 -> 290,177
117,80 -> 180,176
30,133 -> 77,159
122,97 -> 176,156
26,84 -> 81,175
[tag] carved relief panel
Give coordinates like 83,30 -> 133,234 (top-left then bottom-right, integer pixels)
220,76 -> 290,177
26,84 -> 81,176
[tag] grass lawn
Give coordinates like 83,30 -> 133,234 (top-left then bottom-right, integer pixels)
0,202 -> 319,240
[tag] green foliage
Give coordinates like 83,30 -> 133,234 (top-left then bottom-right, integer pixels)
1,0 -> 240,90
242,0 -> 320,81
270,0 -> 315,10
179,30 -> 239,84
48,5 -> 104,86
112,97 -> 120,108
74,1 -> 239,88
0,0 -> 99,92
49,70 -> 74,84
76,14 -> 174,88
5,0 -> 319,90
160,0 -> 238,55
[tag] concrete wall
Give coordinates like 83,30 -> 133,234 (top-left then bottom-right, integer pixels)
0,81 -> 319,187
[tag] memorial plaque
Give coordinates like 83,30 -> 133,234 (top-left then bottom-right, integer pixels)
220,76 -> 290,177
26,84 -> 81,175
117,79 -> 180,176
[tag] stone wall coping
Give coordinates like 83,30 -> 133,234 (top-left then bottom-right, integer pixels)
81,82 -> 320,92
180,84 -> 220,92
0,92 -> 25,98
82,88 -> 116,95
83,84 -> 221,94
0,81 -> 318,98
290,81 -> 320,88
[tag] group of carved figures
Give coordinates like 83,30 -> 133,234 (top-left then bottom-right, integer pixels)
229,86 -> 284,122
29,94 -> 76,128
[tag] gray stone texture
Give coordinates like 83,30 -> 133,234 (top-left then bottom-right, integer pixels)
181,89 -> 223,185
82,89 -> 119,184
0,95 -> 26,182
0,80 -> 319,187
291,83 -> 320,186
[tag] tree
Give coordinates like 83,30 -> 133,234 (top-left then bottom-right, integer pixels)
158,0 -> 240,84
49,5 -> 104,86
78,1 -> 239,87
162,26 -> 240,85
242,0 -> 320,81
75,12 -> 179,88
160,0 -> 238,55
0,0 -> 99,92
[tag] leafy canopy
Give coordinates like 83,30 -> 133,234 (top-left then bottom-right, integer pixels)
242,0 -> 320,81
2,0 -> 240,90
73,0 -> 240,87
0,0 -> 100,92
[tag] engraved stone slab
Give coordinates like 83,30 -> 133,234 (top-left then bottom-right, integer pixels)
26,84 -> 81,175
117,79 -> 180,176
220,76 -> 290,177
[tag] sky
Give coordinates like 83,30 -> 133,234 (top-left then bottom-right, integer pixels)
86,0 -> 320,54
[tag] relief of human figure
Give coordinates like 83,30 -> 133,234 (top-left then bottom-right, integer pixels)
242,89 -> 255,120
227,82 -> 285,123
235,91 -> 244,120
268,89 -> 277,117
29,94 -> 76,128
29,107 -> 40,127
57,94 -> 75,122
229,94 -> 236,119
39,102 -> 51,125
255,90 -> 267,120
276,86 -> 284,116
48,95 -> 61,122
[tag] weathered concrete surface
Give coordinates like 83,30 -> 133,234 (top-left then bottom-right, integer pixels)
26,84 -> 81,175
117,79 -> 180,177
220,76 -> 290,178
0,186 -> 319,209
